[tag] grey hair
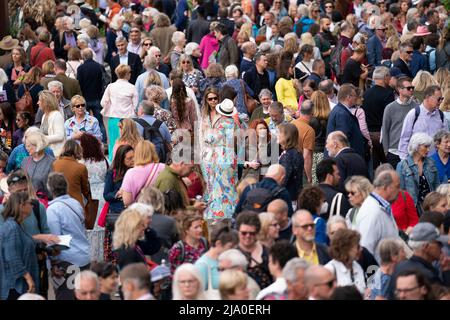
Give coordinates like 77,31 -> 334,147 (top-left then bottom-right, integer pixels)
300,100 -> 314,116
259,89 -> 272,99
433,130 -> 450,146
377,238 -> 404,265
47,80 -> 63,91
144,55 -> 158,69
218,249 -> 248,270
115,36 -> 128,45
408,239 -> 429,251
74,270 -> 100,291
138,186 -> 165,213
282,258 -> 310,283
18,293 -> 46,300
326,215 -> 347,236
172,263 -> 206,300
408,133 -> 433,156
128,203 -> 154,218
47,172 -> 68,197
374,163 -> 394,180
225,65 -> 239,80
184,42 -> 199,56
318,79 -> 334,95
148,46 -> 161,56
77,33 -> 90,45
329,131 -> 349,147
81,48 -> 94,60
171,31 -> 185,46
373,66 -> 390,80
0,68 -> 8,85
373,170 -> 396,189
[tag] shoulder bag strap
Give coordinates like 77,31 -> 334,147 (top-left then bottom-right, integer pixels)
54,200 -> 84,224
329,192 -> 340,217
32,45 -> 46,64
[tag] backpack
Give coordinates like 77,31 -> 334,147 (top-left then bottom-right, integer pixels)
329,41 -> 345,83
176,237 -> 209,263
412,105 -> 444,130
16,84 -> 35,115
241,184 -> 284,213
133,118 -> 170,163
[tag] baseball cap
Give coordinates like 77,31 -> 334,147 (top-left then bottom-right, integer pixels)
409,222 -> 449,244
389,67 -> 406,78
150,264 -> 170,282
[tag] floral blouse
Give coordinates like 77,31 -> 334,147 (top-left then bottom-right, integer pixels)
182,69 -> 204,91
168,239 -> 208,275
153,106 -> 177,134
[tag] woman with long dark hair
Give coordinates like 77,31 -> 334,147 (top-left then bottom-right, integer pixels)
275,58 -> 298,115
103,144 -> 134,262
12,111 -> 33,149
80,133 -> 109,262
242,119 -> 272,181
0,102 -> 16,153
170,78 -> 197,132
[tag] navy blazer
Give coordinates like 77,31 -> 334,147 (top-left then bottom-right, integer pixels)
326,103 -> 366,159
334,147 -> 369,192
110,51 -> 143,85
77,58 -> 104,101
367,34 -> 383,66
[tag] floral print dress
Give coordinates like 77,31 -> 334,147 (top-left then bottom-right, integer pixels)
200,114 -> 240,221
153,106 -> 177,134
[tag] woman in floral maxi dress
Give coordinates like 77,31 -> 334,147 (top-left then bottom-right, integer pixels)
200,88 -> 240,229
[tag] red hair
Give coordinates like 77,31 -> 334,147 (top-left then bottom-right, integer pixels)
249,119 -> 271,144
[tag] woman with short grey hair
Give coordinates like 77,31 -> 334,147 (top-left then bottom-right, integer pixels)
397,132 -> 440,216
431,130 -> 450,183
224,64 -> 254,115
170,31 -> 186,70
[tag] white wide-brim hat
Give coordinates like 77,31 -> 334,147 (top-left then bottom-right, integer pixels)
215,98 -> 237,117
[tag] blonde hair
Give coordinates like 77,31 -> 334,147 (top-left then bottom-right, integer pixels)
145,85 -> 167,104
440,88 -> 450,112
345,176 -> 373,200
412,70 -> 438,92
144,70 -> 162,88
25,128 -> 48,153
118,118 -> 142,149
437,184 -> 450,207
115,64 -> 131,79
42,60 -> 55,75
240,23 -> 253,39
283,33 -> 299,55
134,140 -> 159,166
112,209 -> 144,249
219,269 -> 248,300
70,94 -> 86,107
38,90 -> 59,113
311,90 -> 330,120
434,68 -> 450,90
257,212 -> 276,243
386,34 -> 401,51
300,32 -> 315,47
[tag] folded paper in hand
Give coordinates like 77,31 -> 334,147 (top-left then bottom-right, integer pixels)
48,235 -> 72,250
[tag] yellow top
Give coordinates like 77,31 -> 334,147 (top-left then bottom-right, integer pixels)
296,241 -> 320,265
275,78 -> 298,113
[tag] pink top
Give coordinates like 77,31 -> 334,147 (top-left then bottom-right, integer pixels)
354,107 -> 373,148
121,162 -> 166,201
199,33 -> 219,70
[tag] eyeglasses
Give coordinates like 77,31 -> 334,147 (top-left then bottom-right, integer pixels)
296,223 -> 315,230
395,286 -> 420,295
181,61 -> 191,65
406,50 -> 413,54
207,96 -> 218,101
74,104 -> 85,108
240,231 -> 257,237
402,86 -> 415,91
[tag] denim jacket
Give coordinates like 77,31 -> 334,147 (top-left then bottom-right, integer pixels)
396,155 -> 440,206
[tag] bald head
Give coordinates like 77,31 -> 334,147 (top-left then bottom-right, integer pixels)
242,41 -> 257,58
268,199 -> 289,227
325,131 -> 349,157
266,164 -> 286,185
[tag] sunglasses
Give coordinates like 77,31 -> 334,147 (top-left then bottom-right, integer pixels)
143,42 -> 152,46
207,96 -> 218,101
348,191 -> 357,195
402,86 -> 415,91
313,10 -> 320,13
240,231 -> 257,236
325,5 -> 333,8
406,50 -> 413,54
181,61 -> 191,64
74,104 -> 85,108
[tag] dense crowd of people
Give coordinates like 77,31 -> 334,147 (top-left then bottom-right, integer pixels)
0,0 -> 449,301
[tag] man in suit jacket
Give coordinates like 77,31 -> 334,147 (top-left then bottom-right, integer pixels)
53,17 -> 79,61
393,41 -> 414,78
49,59 -> 82,100
120,263 -> 156,300
326,83 -> 366,160
110,36 -> 143,84
326,131 -> 369,192
291,210 -> 331,266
